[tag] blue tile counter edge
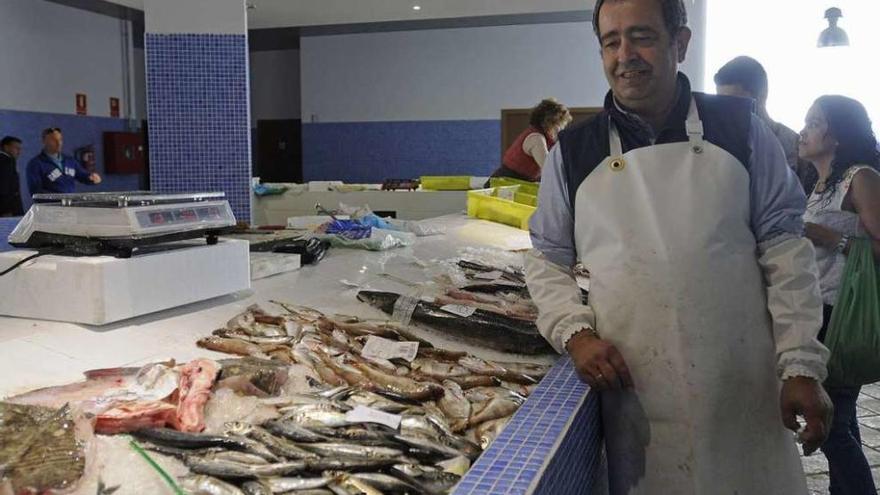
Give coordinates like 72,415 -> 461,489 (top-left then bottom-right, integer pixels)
453,356 -> 602,495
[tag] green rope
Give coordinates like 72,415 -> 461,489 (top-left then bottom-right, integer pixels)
128,439 -> 186,495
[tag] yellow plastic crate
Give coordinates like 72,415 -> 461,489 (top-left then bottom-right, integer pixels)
514,191 -> 538,207
467,186 -> 536,230
489,177 -> 540,196
420,176 -> 473,191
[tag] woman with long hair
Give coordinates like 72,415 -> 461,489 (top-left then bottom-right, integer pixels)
799,94 -> 880,494
491,98 -> 572,182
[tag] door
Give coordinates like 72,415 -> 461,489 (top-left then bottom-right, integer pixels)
256,119 -> 302,183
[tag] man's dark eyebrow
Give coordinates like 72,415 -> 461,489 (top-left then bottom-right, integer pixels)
600,25 -> 660,43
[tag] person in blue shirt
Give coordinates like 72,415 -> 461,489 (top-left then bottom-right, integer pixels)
26,127 -> 101,195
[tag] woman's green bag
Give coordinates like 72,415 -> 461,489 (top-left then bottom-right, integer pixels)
825,238 -> 880,387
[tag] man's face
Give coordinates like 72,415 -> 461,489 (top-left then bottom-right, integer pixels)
43,131 -> 63,155
597,0 -> 691,112
716,84 -> 754,100
2,142 -> 21,160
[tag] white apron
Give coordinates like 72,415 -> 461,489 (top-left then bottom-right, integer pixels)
575,99 -> 807,494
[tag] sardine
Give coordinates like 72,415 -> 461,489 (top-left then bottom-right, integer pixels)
297,442 -> 404,459
263,419 -> 331,443
184,455 -> 307,479
468,397 -> 521,428
348,472 -> 424,494
200,451 -> 271,465
264,476 -> 332,493
476,416 -> 512,450
178,474 -> 245,495
441,374 -> 502,390
410,358 -> 470,379
393,434 -> 466,460
227,422 -> 319,460
356,290 -> 553,354
350,360 -> 444,401
281,409 -> 349,429
241,480 -> 273,495
225,433 -> 282,462
458,356 -> 538,385
132,428 -> 252,451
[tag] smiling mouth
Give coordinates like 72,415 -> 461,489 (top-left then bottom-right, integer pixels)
618,70 -> 650,80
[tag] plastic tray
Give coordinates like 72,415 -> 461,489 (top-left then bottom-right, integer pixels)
466,186 -> 536,230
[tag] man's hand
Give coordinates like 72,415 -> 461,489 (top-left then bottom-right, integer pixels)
804,222 -> 842,249
566,330 -> 634,391
90,173 -> 102,185
780,376 -> 833,455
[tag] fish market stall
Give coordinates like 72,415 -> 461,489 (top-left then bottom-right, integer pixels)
0,214 -> 600,495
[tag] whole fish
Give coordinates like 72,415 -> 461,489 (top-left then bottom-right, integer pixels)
438,380 -> 471,432
292,345 -> 347,387
350,359 -> 444,401
457,260 -> 525,284
197,336 -> 270,359
393,434 -> 466,460
178,474 -> 245,495
226,422 -> 319,460
339,389 -> 414,414
461,282 -> 529,297
417,347 -> 467,361
282,409 -> 349,429
356,290 -> 553,355
263,419 -> 331,443
184,455 -> 307,479
217,357 -> 289,396
468,397 -> 521,428
200,451 -> 271,465
142,442 -> 226,459
410,358 -> 470,380
492,360 -> 551,380
348,472 -> 424,494
458,356 -> 538,385
133,428 -> 252,451
327,473 -> 383,495
297,442 -> 403,459
434,374 -> 502,390
213,328 -> 294,345
476,416 -> 512,450
225,432 -> 281,462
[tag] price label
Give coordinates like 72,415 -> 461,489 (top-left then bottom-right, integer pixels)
361,336 -> 419,362
345,405 -> 402,430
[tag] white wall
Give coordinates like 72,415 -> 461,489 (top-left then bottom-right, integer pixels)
0,0 -> 130,117
301,18 -> 707,123
249,49 -> 301,125
144,0 -> 246,34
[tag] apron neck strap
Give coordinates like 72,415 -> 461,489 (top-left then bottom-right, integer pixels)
608,96 -> 705,156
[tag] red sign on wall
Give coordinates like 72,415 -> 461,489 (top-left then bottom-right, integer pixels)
75,93 -> 87,115
109,97 -> 120,118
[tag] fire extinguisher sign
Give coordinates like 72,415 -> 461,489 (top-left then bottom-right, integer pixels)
110,97 -> 120,118
76,93 -> 87,115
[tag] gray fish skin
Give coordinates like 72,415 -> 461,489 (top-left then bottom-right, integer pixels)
200,451 -> 271,465
263,419 -> 330,443
393,435 -> 466,460
297,442 -> 403,459
178,474 -> 245,495
264,476 -> 331,492
241,480 -> 273,495
355,290 -> 553,355
225,433 -> 282,462
349,472 -> 423,493
184,456 -> 307,479
249,425 -> 321,460
133,428 -> 251,451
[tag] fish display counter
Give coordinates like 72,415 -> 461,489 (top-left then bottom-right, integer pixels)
0,214 -> 601,495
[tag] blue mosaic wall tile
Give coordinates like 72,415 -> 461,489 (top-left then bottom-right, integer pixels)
145,33 -> 252,221
0,217 -> 20,252
453,357 -> 602,495
0,109 -> 141,210
302,120 -> 501,182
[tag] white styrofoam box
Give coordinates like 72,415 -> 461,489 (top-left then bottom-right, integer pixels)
250,252 -> 301,281
0,239 -> 251,325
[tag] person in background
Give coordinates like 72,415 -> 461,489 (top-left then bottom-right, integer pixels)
714,56 -> 811,187
799,95 -> 880,495
525,0 -> 832,492
491,98 -> 572,182
0,136 -> 24,216
26,127 -> 101,196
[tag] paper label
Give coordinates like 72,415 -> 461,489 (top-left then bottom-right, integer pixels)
440,304 -> 477,318
391,294 -> 420,325
345,405 -> 402,430
474,270 -> 503,281
361,336 -> 419,362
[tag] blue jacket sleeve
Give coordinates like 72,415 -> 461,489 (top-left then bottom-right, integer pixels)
70,158 -> 94,184
26,158 -> 45,196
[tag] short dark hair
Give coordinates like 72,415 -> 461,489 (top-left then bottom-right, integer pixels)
714,56 -> 769,99
41,127 -> 62,138
0,136 -> 21,148
592,0 -> 688,37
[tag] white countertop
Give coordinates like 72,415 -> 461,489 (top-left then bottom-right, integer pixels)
0,214 -> 540,398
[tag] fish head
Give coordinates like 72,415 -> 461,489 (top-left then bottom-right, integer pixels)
224,421 -> 253,435
355,291 -> 398,311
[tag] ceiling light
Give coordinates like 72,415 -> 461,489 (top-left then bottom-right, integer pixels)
818,7 -> 849,48
413,5 -> 421,11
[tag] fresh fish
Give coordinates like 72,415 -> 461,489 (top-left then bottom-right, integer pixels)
213,328 -> 294,345
410,358 -> 470,379
417,470 -> 462,493
350,359 -> 444,401
96,479 -> 121,495
338,389 -> 413,414
200,451 -> 271,465
434,456 -> 471,476
225,432 -> 281,462
326,472 -> 383,495
416,347 -> 467,361
461,282 -> 529,296
440,374 -> 502,390
184,455 -> 306,479
297,442 -> 404,459
271,300 -> 326,323
320,425 -> 399,447
356,290 -> 553,355
393,435 -> 466,460
263,419 -> 331,443
226,422 -> 319,460
292,345 -> 347,387
458,356 -> 538,385
457,260 -> 525,284
241,480 -> 273,495
141,442 -> 226,459
315,353 -> 372,389
217,357 -> 289,396
0,403 -> 90,495
171,358 -> 220,433
178,474 -> 245,495
468,397 -> 521,428
348,472 -> 424,494
197,336 -> 271,359
476,416 -> 512,450
491,361 -> 551,380
264,476 -> 332,493
438,380 -> 471,432
133,427 -> 252,451
304,457 -> 400,472
281,408 -> 349,429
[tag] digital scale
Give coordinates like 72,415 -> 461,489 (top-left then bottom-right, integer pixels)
0,192 -> 251,325
9,191 -> 237,257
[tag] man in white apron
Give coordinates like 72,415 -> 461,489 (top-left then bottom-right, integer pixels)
525,1 -> 833,493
